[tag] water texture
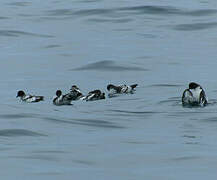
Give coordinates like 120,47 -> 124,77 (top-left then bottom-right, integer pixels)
1,0 -> 217,179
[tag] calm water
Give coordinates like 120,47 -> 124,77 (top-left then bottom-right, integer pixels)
1,0 -> 217,179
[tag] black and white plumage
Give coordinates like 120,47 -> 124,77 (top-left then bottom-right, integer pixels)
107,84 -> 138,96
182,82 -> 208,107
82,90 -> 105,101
53,90 -> 73,106
68,85 -> 83,100
16,90 -> 44,103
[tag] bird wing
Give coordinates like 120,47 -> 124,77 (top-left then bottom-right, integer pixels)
199,90 -> 207,106
182,89 -> 193,104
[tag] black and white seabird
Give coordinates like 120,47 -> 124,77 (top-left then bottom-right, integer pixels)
68,85 -> 83,100
83,89 -> 105,101
182,82 -> 208,106
53,90 -> 73,106
107,84 -> 138,96
16,90 -> 44,103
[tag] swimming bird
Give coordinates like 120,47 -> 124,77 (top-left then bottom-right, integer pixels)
107,84 -> 138,96
53,90 -> 73,106
68,85 -> 83,100
182,82 -> 208,106
83,89 -> 105,101
16,90 -> 44,103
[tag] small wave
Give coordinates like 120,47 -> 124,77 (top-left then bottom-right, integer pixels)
173,22 -> 217,31
205,99 -> 217,106
201,117 -> 217,123
183,135 -> 197,139
44,6 -> 217,22
168,110 -> 216,118
80,0 -> 100,2
44,117 -> 124,129
137,33 -> 157,38
0,30 -> 54,38
109,109 -> 163,114
6,2 -> 31,7
73,8 -> 113,16
71,60 -> 147,71
122,140 -> 157,145
43,44 -> 61,49
33,150 -> 66,154
45,6 -> 175,19
10,154 -> 58,161
42,6 -> 217,24
148,84 -> 182,87
158,98 -> 180,106
87,18 -> 132,23
18,13 -> 35,17
119,5 -> 182,15
185,9 -> 217,16
119,6 -> 217,17
0,129 -> 46,137
46,9 -> 75,16
0,17 -> 9,20
72,159 -> 96,166
171,156 -> 201,162
0,113 -> 37,119
46,8 -> 114,18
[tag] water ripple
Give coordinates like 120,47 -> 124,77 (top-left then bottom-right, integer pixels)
173,22 -> 217,31
110,110 -> 158,114
185,9 -> 217,16
108,110 -> 164,118
0,129 -> 46,137
201,117 -> 217,123
0,17 -> 9,20
72,60 -> 148,71
158,98 -> 180,106
0,113 -> 37,119
148,84 -> 182,87
0,30 -> 54,38
10,154 -> 58,161
44,44 -> 61,49
44,117 -> 124,129
45,6 -> 217,19
73,159 -> 96,166
73,8 -> 113,16
120,6 -> 217,16
183,135 -> 197,139
119,5 -> 182,15
171,156 -> 201,162
88,18 -> 132,23
7,2 -> 31,7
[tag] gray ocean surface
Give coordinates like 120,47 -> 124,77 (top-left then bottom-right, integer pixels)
1,0 -> 217,179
